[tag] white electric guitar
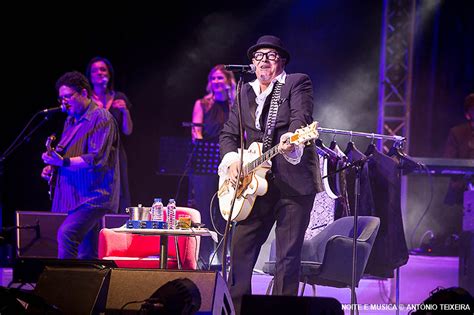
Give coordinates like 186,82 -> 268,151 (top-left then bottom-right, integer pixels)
218,122 -> 319,222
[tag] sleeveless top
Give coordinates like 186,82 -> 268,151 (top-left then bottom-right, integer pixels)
201,98 -> 230,141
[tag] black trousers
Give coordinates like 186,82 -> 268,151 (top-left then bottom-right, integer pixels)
228,180 -> 315,315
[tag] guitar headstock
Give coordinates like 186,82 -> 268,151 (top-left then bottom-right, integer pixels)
289,121 -> 319,145
45,134 -> 56,152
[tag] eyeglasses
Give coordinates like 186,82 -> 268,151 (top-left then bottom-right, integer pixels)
58,91 -> 77,103
252,51 -> 279,61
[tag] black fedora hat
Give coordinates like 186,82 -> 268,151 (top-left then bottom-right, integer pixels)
247,35 -> 290,65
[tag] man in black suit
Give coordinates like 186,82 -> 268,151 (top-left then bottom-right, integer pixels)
219,35 -> 323,314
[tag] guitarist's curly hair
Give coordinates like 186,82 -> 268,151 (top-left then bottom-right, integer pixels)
55,71 -> 92,97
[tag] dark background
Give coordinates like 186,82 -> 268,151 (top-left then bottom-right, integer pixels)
1,1 -> 473,255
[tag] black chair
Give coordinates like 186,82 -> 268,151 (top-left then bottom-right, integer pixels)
263,216 -> 380,300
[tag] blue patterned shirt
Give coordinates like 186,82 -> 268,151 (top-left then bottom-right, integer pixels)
52,101 -> 120,213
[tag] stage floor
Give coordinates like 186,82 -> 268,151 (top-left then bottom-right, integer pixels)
0,254 -> 459,315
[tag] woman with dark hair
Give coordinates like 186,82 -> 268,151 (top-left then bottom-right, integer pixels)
86,56 -> 133,212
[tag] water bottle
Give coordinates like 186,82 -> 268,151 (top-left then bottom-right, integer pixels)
166,198 -> 177,229
151,198 -> 164,221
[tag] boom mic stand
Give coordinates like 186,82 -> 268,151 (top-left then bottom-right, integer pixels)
1,110 -> 59,236
1,110 -> 58,163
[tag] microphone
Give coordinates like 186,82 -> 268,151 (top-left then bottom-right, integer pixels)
399,154 -> 423,171
224,64 -> 256,73
41,104 -> 67,114
387,145 -> 422,171
101,76 -> 109,88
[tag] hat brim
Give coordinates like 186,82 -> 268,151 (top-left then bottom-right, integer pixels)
247,44 -> 290,65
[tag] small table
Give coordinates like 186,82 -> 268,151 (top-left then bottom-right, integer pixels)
111,227 -> 218,269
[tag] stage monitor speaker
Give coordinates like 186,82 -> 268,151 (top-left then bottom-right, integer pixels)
15,211 -> 66,258
33,265 -> 111,315
106,269 -> 234,315
241,295 -> 343,315
12,257 -> 117,284
103,214 -> 129,228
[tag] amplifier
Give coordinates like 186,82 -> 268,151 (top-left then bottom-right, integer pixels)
16,211 -> 66,258
15,211 -> 129,258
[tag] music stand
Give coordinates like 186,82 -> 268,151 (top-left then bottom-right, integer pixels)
191,140 -> 220,175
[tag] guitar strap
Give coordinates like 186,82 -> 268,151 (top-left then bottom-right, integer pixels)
262,81 -> 283,152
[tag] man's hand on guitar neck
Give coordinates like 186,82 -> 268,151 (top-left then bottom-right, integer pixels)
42,150 -> 64,167
278,132 -> 304,164
278,132 -> 296,155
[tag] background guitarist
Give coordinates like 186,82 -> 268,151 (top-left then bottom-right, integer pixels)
41,71 -> 120,260
218,35 -> 323,314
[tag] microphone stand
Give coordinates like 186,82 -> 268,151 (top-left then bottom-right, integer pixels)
351,163 -> 361,314
1,111 -> 53,163
387,141 -> 419,314
321,154 -> 371,314
320,155 -> 371,180
221,73 -> 245,283
1,112 -> 55,223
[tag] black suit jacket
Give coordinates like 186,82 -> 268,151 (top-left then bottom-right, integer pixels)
365,148 -> 409,277
219,73 -> 323,196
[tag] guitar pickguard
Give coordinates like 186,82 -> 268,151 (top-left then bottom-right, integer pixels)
218,142 -> 270,222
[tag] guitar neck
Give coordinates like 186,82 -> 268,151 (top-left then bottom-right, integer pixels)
243,144 -> 280,175
239,122 -> 319,176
